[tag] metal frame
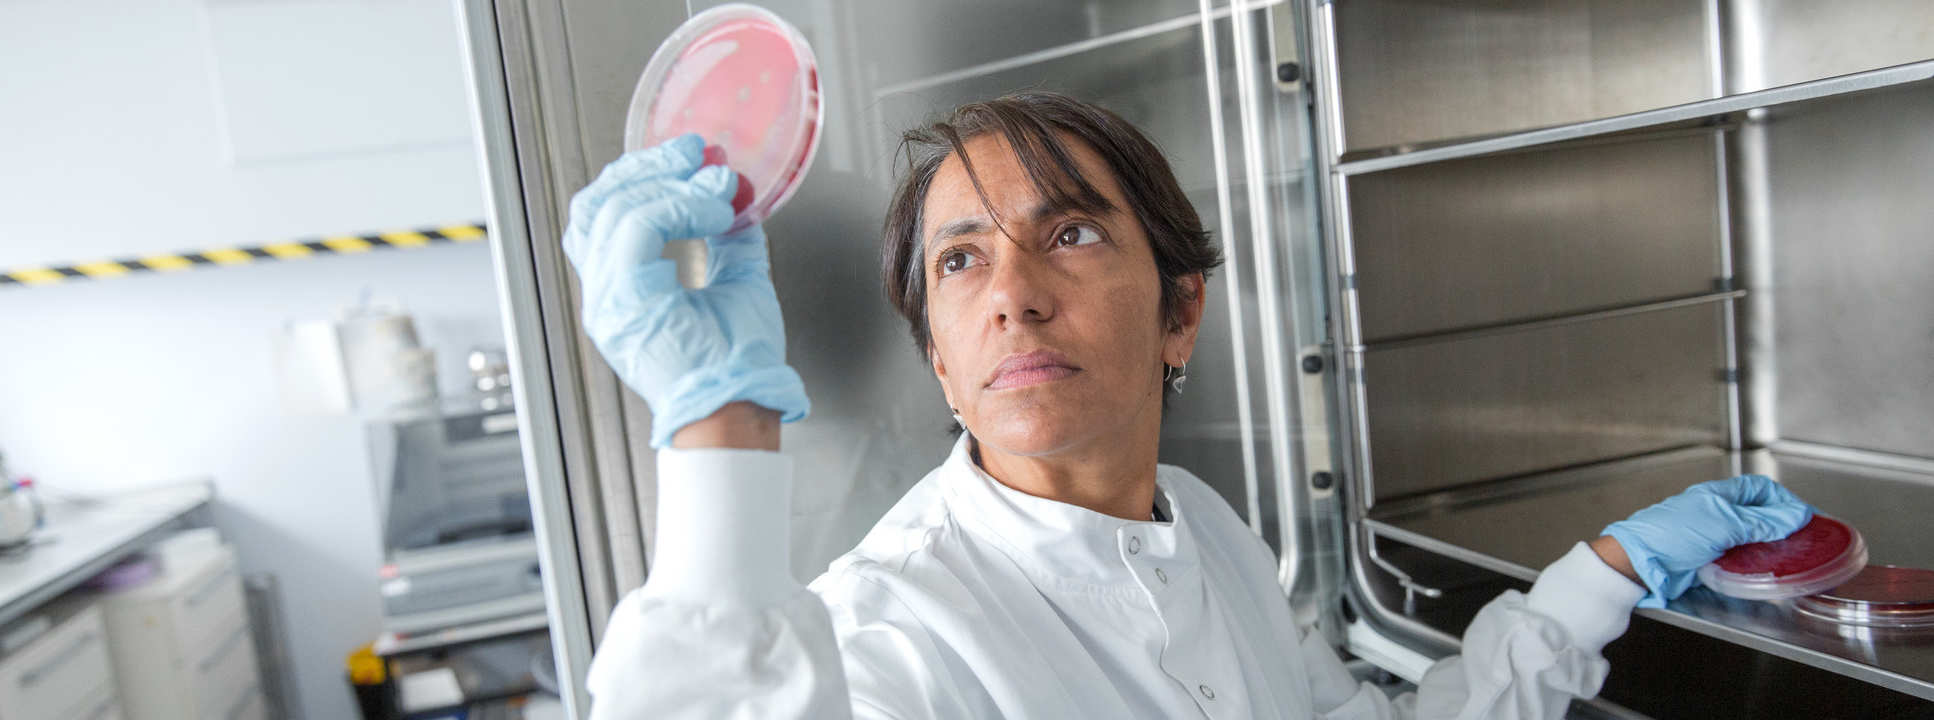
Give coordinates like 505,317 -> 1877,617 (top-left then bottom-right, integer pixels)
1334,59 -> 1934,175
1302,0 -> 1464,662
1193,0 -> 1264,533
453,1 -> 597,715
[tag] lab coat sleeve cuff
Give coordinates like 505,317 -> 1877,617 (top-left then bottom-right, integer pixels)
645,448 -> 798,608
1525,542 -> 1645,653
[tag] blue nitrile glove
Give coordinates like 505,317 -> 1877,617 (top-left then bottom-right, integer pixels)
1603,475 -> 1816,608
562,133 -> 809,448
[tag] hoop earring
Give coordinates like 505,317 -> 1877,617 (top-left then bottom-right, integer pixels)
1164,362 -> 1189,394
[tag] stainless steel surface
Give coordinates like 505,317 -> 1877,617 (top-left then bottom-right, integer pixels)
1764,82 -> 1934,462
1348,132 -> 1725,342
1329,0 -> 1716,153
1366,445 -> 1934,699
875,1 -> 1287,98
1728,113 -> 1779,449
1359,301 -> 1730,501
854,0 -> 1204,93
1334,59 -> 1934,175
1312,0 -> 1934,706
1730,0 -> 1934,93
867,6 -> 1306,532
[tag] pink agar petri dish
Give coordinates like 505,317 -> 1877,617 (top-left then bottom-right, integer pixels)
1795,565 -> 1934,628
623,4 -> 822,233
1698,515 -> 1868,601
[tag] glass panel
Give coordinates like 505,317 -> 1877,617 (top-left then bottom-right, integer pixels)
684,1 -> 1325,562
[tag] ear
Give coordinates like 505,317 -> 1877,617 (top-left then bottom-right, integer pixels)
929,344 -> 957,409
1164,272 -> 1207,366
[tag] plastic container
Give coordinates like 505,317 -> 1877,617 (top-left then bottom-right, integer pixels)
1795,565 -> 1934,629
1697,514 -> 1868,600
623,4 -> 822,233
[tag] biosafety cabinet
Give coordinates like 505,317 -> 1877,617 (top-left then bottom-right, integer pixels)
456,1 -> 1934,716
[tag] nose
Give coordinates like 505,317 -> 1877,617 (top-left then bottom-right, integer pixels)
986,251 -> 1055,328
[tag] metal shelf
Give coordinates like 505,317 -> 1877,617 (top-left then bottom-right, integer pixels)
1334,59 -> 1934,176
1364,444 -> 1934,701
871,0 -> 1288,99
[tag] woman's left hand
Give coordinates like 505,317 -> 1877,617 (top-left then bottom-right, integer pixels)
1601,475 -> 1816,608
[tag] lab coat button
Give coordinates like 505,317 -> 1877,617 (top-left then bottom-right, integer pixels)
1155,568 -> 1169,584
1199,684 -> 1216,700
1127,536 -> 1142,555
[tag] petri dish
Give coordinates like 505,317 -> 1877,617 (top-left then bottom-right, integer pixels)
1698,514 -> 1868,601
623,3 -> 822,233
1795,565 -> 1934,628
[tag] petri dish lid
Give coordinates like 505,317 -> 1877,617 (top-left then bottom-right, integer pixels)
1697,514 -> 1868,601
623,3 -> 822,233
1794,565 -> 1934,628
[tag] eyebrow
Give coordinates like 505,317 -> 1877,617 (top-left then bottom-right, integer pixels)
925,198 -> 1110,250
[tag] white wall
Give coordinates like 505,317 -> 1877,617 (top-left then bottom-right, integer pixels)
0,2 -> 501,718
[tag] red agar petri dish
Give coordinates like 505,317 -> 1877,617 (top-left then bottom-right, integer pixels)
624,4 -> 823,233
1698,515 -> 1868,601
1795,565 -> 1934,628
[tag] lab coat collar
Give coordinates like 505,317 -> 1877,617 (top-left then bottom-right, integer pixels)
937,433 -> 1199,594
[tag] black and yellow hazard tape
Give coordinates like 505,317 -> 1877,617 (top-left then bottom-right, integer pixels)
0,221 -> 488,290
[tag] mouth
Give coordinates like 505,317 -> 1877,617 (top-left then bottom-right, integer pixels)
985,350 -> 1082,390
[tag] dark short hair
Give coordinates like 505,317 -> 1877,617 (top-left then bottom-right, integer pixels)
880,92 -> 1223,359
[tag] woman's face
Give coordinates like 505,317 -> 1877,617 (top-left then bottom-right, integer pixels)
920,133 -> 1203,457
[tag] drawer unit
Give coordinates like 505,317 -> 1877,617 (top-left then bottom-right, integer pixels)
94,539 -> 262,720
0,603 -> 119,720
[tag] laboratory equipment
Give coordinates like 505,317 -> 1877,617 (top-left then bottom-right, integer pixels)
622,3 -> 822,232
370,405 -> 542,634
460,0 -> 1934,717
1698,515 -> 1868,601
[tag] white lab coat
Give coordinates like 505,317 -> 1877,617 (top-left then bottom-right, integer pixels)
586,434 -> 1644,719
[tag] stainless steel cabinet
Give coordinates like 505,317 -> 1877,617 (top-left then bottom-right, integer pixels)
460,0 -> 1934,716
1310,0 -> 1934,715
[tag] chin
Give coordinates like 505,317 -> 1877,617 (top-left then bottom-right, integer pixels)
971,399 -> 1101,457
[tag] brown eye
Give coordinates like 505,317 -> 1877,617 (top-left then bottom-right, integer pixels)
1055,224 -> 1102,247
938,250 -> 979,276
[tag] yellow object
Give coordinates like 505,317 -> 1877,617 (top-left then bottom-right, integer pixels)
262,242 -> 315,259
347,643 -> 387,685
8,267 -> 65,285
72,260 -> 130,278
438,224 -> 487,241
379,231 -> 431,247
140,254 -> 195,272
322,235 -> 375,253
202,248 -> 254,265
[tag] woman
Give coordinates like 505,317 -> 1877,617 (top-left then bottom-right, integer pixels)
563,93 -> 1813,719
